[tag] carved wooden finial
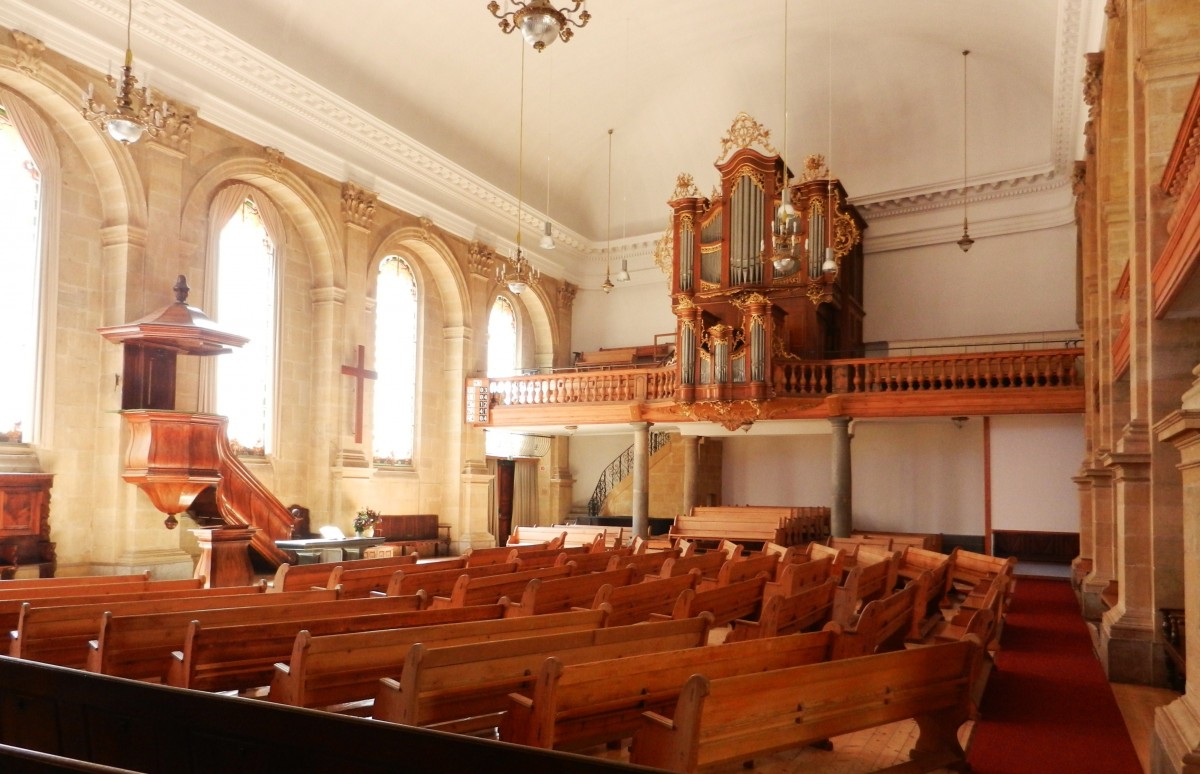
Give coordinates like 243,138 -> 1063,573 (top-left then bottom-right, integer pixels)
173,275 -> 190,304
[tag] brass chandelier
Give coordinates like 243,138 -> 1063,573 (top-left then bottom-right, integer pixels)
495,44 -> 540,295
81,0 -> 176,144
487,1 -> 591,53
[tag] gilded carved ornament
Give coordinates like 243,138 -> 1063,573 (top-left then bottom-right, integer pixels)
1083,53 -> 1103,121
772,333 -> 801,361
731,165 -> 766,191
654,217 -> 674,277
145,97 -> 195,152
715,112 -> 778,165
12,31 -> 45,77
800,154 -> 829,183
340,183 -> 377,229
673,295 -> 697,314
672,173 -> 702,200
678,399 -> 784,432
1071,161 -> 1087,199
467,240 -> 497,277
1104,0 -> 1123,19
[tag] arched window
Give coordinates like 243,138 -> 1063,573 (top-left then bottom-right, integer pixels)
373,256 -> 418,466
487,295 -> 519,378
0,105 -> 41,444
215,197 -> 276,455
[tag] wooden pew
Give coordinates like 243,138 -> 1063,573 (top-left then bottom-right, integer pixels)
837,547 -> 900,619
552,548 -> 630,574
804,542 -> 846,578
948,546 -> 1016,593
503,545 -> 589,570
374,616 -> 713,733
166,603 -> 510,693
267,608 -> 610,715
384,561 -> 518,600
628,637 -> 984,773
505,567 -> 636,617
0,572 -> 151,593
832,583 -> 920,658
663,576 -> 766,628
509,525 -> 623,550
896,548 -> 954,642
668,506 -> 796,548
573,347 -> 638,369
592,571 -> 701,627
726,577 -> 840,642
657,551 -> 727,580
697,552 -> 777,590
500,626 -> 840,752
607,547 -> 679,578
951,571 -> 1012,652
11,585 -> 286,668
428,565 -> 573,609
853,529 -> 942,552
332,563 -> 435,598
763,556 -> 836,601
0,577 -> 202,604
269,553 -> 418,593
0,654 -> 659,774
87,593 -> 423,682
464,542 -> 549,566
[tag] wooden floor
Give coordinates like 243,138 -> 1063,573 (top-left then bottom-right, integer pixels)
1113,682 -> 1180,773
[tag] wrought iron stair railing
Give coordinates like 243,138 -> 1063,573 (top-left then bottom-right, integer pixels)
587,430 -> 672,517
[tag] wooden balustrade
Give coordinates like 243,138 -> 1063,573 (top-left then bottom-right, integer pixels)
472,348 -> 1082,425
489,368 -> 678,407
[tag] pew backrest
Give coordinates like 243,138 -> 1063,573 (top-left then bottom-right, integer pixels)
167,602 -> 509,693
669,575 -> 766,627
500,625 -> 835,751
430,564 -> 573,609
727,577 -> 839,641
506,567 -> 635,617
592,571 -> 700,627
267,607 -> 610,713
385,561 -> 518,599
628,637 -> 983,773
270,554 -> 417,593
377,615 -> 713,731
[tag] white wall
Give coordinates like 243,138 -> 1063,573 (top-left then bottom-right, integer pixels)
570,433 -> 639,509
571,280 -> 676,353
989,414 -> 1083,532
721,434 -> 831,506
863,224 -> 1078,342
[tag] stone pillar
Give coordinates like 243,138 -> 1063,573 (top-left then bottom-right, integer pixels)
546,436 -> 574,524
830,416 -> 853,538
631,422 -> 650,539
1154,399 -> 1200,773
681,435 -> 700,518
335,183 -> 377,474
1082,467 -> 1117,621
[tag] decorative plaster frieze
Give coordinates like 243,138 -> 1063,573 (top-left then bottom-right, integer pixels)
467,241 -> 496,278
557,282 -> 577,311
263,146 -> 284,179
418,216 -> 435,243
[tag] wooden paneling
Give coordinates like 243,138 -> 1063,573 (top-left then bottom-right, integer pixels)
0,473 -> 54,578
992,530 -> 1080,564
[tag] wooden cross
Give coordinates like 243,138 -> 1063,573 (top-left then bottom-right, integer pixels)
341,345 -> 377,443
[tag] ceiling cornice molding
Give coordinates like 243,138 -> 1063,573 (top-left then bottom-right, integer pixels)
864,200 -> 1077,254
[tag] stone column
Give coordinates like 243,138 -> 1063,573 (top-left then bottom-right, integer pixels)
1101,439 -> 1155,684
681,435 -> 700,518
335,183 -> 377,474
631,422 -> 650,539
1082,467 -> 1117,621
545,436 -> 574,524
830,416 -> 853,538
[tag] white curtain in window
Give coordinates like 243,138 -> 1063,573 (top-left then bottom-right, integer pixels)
514,459 -> 538,527
0,87 -> 60,171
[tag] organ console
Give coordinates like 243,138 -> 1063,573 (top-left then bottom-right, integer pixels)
669,113 -> 867,406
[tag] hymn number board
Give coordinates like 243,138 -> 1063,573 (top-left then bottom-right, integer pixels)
466,378 -> 490,424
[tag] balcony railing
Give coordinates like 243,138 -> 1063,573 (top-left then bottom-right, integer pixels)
481,348 -> 1082,410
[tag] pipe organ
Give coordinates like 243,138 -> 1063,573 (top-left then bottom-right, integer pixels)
669,114 -> 866,405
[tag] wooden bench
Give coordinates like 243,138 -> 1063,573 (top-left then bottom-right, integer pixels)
0,654 -> 657,774
668,506 -> 797,548
11,585 -> 285,668
592,571 -> 701,627
503,545 -> 591,570
0,571 -> 151,593
377,514 -> 449,557
267,607 -> 610,714
951,571 -> 1012,652
552,548 -> 630,574
853,530 -> 943,552
87,593 -> 421,682
384,561 -> 517,600
428,565 -> 573,609
464,542 -> 549,566
509,525 -> 624,550
896,548 -> 954,642
727,577 -> 840,642
763,556 -> 837,601
948,547 -> 1017,593
833,583 -> 920,658
606,547 -> 679,578
166,602 -> 510,693
657,551 -> 728,580
505,567 -> 636,617
662,576 -> 766,628
697,552 -> 778,590
572,347 -> 638,369
269,553 -> 417,593
0,576 -> 202,602
837,547 -> 900,619
500,625 -> 840,752
374,615 -> 713,733
628,636 -> 984,773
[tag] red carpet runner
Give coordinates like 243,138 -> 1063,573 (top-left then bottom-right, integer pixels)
966,577 -> 1142,773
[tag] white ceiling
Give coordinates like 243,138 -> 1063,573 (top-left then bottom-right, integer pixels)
3,0 -> 1106,281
